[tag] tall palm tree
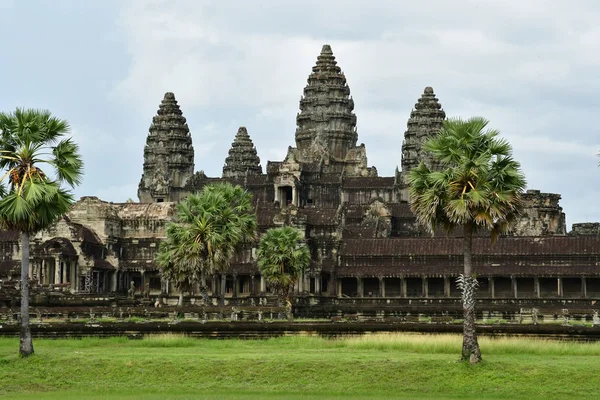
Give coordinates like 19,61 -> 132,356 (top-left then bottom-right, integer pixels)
408,117 -> 526,363
0,108 -> 83,357
202,183 -> 257,304
155,183 -> 256,306
257,226 -> 311,320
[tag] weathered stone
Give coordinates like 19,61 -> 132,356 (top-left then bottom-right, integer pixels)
570,223 -> 600,236
222,127 -> 262,178
0,43 -> 598,309
138,92 -> 194,203
401,86 -> 446,181
513,190 -> 566,236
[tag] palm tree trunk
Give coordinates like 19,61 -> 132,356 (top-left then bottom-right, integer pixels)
461,223 -> 481,363
20,232 -> 34,357
200,271 -> 208,304
220,273 -> 226,306
284,286 -> 293,322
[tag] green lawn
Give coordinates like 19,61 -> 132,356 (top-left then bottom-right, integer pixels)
0,333 -> 598,399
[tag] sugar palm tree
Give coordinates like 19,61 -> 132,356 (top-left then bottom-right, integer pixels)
0,108 -> 83,357
257,226 -> 311,320
202,183 -> 257,304
408,117 -> 526,363
155,183 -> 256,306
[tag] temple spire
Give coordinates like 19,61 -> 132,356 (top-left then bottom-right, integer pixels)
401,87 -> 446,180
138,92 -> 194,203
222,127 -> 262,178
295,44 -> 357,161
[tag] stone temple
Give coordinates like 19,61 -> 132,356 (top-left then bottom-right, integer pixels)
1,44 -> 600,303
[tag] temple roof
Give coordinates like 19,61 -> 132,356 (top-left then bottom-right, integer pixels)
341,236 -> 600,257
401,87 -> 446,175
222,127 -> 263,178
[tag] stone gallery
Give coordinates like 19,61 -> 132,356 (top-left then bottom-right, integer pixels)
1,45 -> 599,303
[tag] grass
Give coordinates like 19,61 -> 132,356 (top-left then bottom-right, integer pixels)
0,333 -> 598,399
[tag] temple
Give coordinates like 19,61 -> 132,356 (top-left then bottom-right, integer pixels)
1,44 -> 599,304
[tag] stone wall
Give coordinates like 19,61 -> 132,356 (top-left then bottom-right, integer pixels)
513,190 -> 566,236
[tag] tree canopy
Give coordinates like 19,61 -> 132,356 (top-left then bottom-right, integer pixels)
408,117 -> 526,363
155,182 -> 257,303
0,108 -> 83,358
257,226 -> 310,312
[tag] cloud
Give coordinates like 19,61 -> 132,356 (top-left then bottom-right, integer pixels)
113,0 -> 600,228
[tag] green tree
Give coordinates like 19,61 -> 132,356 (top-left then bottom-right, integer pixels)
408,117 -> 526,363
257,226 -> 311,320
155,182 -> 256,306
0,108 -> 83,357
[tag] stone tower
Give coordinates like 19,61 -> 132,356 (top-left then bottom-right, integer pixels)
401,87 -> 446,181
295,44 -> 358,161
138,92 -> 194,203
222,126 -> 262,178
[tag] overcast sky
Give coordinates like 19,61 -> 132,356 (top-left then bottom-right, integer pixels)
1,0 -> 599,229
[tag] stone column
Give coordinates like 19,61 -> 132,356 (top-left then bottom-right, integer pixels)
111,270 -> 117,292
54,257 -> 60,284
557,277 -> 563,297
423,277 -> 428,298
337,279 -> 342,298
260,275 -> 266,293
211,274 -> 217,295
489,277 -> 495,299
74,261 -> 79,292
298,271 -> 304,293
250,275 -> 256,296
444,277 -> 451,297
292,187 -> 297,206
401,278 -> 407,298
582,276 -> 587,299
233,274 -> 239,298
357,277 -> 363,298
511,276 -> 518,298
330,271 -> 337,296
378,277 -> 385,297
315,274 -> 321,295
534,277 -> 540,299
62,261 -> 68,284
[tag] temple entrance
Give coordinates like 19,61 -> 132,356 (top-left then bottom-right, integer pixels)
384,278 -> 402,297
341,278 -> 358,297
427,278 -> 444,297
405,278 -> 422,297
563,278 -> 581,298
494,277 -> 512,297
278,186 -> 293,206
539,278 -> 558,297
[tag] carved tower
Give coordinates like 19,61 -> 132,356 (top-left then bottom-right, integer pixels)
401,87 -> 446,182
282,44 -> 372,177
138,92 -> 194,203
222,127 -> 262,178
295,45 -> 358,162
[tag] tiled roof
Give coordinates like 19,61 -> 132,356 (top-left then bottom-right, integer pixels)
340,236 -> 600,256
343,177 -> 395,189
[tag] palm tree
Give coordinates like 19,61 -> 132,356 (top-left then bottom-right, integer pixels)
155,182 -> 256,306
0,108 -> 83,357
408,117 -> 526,363
202,183 -> 257,304
257,226 -> 311,320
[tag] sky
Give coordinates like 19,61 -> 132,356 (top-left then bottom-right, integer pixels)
1,0 -> 599,229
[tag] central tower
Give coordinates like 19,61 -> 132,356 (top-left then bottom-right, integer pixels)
295,44 -> 358,161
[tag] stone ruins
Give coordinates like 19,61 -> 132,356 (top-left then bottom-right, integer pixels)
1,44 -> 599,305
